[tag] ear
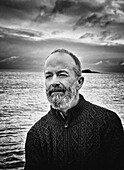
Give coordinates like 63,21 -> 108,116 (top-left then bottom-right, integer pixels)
77,76 -> 84,90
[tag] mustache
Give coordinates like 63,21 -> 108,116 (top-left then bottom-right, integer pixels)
46,83 -> 67,96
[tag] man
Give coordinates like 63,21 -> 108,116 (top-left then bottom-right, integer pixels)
24,49 -> 124,170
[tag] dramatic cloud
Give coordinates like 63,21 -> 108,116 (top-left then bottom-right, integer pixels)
0,0 -> 124,72
0,0 -> 124,41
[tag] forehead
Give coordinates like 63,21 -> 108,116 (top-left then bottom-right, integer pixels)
44,53 -> 76,72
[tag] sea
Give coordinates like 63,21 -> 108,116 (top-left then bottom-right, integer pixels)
0,71 -> 124,170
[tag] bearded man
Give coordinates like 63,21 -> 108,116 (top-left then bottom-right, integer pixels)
24,49 -> 124,170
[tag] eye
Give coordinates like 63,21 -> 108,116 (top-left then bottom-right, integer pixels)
59,73 -> 68,77
45,74 -> 52,79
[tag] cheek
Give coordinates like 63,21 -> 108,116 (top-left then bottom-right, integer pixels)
45,80 -> 50,90
65,79 -> 78,89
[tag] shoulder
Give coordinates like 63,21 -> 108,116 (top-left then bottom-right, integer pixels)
84,100 -> 122,128
27,113 -> 49,137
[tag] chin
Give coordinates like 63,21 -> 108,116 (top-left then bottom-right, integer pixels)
49,96 -> 72,111
47,89 -> 77,111
51,103 -> 69,112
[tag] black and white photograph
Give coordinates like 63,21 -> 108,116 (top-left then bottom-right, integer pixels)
0,0 -> 124,170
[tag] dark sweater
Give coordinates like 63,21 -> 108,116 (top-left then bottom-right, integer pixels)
24,94 -> 124,170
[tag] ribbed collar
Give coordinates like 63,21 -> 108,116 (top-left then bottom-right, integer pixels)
47,94 -> 86,127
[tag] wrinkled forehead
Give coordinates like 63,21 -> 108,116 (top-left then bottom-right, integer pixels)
44,53 -> 76,72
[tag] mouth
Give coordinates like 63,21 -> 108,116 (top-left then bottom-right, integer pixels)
49,89 -> 65,96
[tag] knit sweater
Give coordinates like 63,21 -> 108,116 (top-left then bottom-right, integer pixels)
24,94 -> 124,170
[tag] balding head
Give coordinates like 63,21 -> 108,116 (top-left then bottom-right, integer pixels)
45,49 -> 82,78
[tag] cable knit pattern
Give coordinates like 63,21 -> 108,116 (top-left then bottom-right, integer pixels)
24,94 -> 124,170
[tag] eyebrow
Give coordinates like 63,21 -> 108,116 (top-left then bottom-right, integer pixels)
57,70 -> 69,74
45,70 -> 69,75
45,71 -> 52,75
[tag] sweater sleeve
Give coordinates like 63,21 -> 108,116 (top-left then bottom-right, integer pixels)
24,127 -> 47,170
101,112 -> 124,170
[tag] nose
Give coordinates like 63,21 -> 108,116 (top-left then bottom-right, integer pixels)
51,75 -> 60,86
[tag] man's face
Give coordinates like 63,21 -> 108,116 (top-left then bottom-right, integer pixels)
44,52 -> 80,111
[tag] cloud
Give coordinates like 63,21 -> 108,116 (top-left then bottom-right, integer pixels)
50,0 -> 106,17
0,0 -> 123,20
0,0 -> 107,22
52,0 -> 74,13
74,0 -> 124,31
93,59 -> 123,66
112,0 -> 124,11
0,0 -> 38,11
0,26 -> 43,41
94,61 -> 103,65
75,12 -> 111,28
78,30 -> 124,46
0,56 -> 19,63
90,58 -> 124,73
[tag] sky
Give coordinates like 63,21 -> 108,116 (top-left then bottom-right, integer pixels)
0,0 -> 124,72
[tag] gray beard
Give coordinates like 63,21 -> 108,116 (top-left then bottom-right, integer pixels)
46,84 -> 77,111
